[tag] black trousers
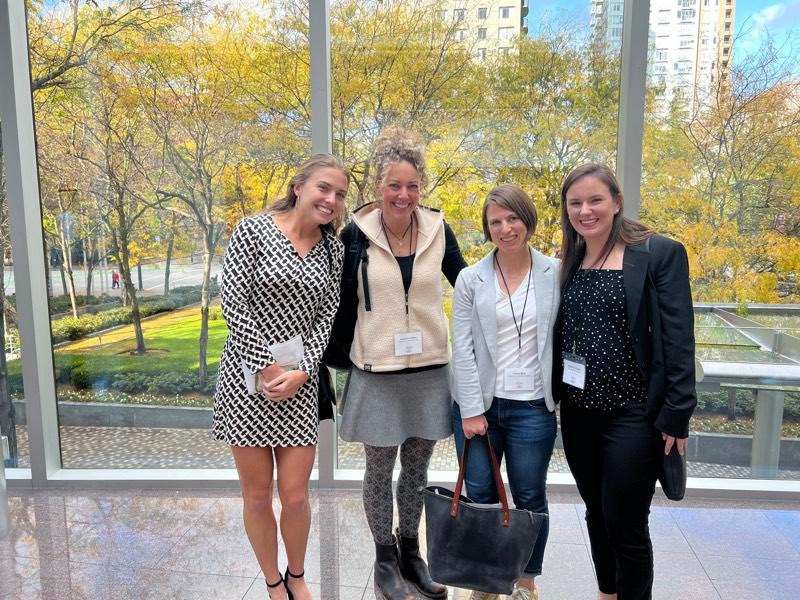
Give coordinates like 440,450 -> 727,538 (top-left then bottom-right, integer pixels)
560,401 -> 663,600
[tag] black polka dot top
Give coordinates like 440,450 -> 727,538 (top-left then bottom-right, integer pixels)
560,268 -> 647,410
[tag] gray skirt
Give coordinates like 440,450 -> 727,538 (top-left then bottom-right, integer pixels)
338,366 -> 453,446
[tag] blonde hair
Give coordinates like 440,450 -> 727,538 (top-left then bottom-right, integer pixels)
370,126 -> 428,197
270,153 -> 350,232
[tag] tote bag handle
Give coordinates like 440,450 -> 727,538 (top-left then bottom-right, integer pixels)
451,435 -> 511,526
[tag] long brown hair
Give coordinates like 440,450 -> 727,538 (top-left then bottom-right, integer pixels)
270,153 -> 350,233
559,163 -> 653,287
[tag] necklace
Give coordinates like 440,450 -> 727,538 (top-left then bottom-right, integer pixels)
381,215 -> 413,247
582,246 -> 613,270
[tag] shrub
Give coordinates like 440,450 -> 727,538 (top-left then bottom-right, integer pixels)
110,373 -> 153,394
49,285 -> 210,343
146,373 -> 200,395
696,389 -> 800,421
202,372 -> 219,394
52,317 -> 91,342
71,361 -> 92,390
696,390 -> 755,417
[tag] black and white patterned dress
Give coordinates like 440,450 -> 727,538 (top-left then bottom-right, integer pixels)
213,213 -> 343,447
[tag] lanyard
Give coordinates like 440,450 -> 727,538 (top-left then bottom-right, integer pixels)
494,249 -> 532,351
380,212 -> 417,326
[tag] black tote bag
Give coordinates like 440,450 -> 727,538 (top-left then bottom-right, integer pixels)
421,435 -> 547,595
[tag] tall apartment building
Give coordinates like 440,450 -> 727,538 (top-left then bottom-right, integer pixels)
438,1 -> 529,60
591,0 -> 736,112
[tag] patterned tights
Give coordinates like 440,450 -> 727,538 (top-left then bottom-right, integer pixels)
362,437 -> 437,544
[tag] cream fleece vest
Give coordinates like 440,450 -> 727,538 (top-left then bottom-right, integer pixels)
349,204 -> 449,372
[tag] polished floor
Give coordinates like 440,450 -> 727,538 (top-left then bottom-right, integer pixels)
1,487 -> 800,600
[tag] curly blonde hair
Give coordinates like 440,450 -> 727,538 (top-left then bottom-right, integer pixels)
370,125 -> 428,197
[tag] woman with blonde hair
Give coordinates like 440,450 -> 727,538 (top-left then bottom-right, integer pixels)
214,154 -> 349,600
338,126 -> 466,599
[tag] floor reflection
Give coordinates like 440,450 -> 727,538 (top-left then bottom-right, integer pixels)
1,488 -> 799,599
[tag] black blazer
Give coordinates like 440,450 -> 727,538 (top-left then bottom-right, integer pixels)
553,234 -> 697,438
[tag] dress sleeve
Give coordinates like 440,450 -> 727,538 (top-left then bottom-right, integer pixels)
220,217 -> 274,373
298,235 -> 345,377
441,221 -> 468,287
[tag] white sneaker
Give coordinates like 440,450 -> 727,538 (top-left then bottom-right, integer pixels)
468,592 -> 499,600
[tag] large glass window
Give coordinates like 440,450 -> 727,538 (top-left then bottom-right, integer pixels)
9,0 -> 797,491
0,121 -> 27,471
330,0 -> 623,474
641,1 -> 800,480
26,0 -> 313,469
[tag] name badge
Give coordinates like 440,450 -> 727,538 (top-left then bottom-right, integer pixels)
394,331 -> 423,356
504,367 -> 534,391
562,352 -> 586,390
268,334 -> 303,370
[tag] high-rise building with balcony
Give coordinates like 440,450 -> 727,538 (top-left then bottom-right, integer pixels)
591,0 -> 736,112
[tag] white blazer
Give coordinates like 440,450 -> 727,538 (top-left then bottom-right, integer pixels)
451,247 -> 560,417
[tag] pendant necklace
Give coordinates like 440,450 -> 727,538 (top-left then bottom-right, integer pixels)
381,214 -> 413,247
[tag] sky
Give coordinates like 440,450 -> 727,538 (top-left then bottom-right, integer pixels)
528,0 -> 800,65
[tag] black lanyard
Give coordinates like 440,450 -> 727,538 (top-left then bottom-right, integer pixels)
494,249 -> 533,351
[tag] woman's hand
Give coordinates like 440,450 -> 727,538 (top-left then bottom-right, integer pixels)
662,432 -> 688,456
462,415 -> 488,439
261,367 -> 309,401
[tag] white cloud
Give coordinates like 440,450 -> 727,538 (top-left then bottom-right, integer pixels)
748,1 -> 800,34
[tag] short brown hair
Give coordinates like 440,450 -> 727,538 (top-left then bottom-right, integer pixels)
481,184 -> 538,243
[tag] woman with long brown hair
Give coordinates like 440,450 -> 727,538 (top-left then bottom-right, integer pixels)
554,163 -> 696,600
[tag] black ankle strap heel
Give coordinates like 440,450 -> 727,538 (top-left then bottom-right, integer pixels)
266,576 -> 286,600
283,568 -> 304,600
285,568 -> 304,579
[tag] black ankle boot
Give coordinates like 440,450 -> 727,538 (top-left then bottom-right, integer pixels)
396,530 -> 448,599
374,537 -> 415,600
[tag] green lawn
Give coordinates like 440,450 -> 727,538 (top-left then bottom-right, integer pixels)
54,314 -> 228,377
5,307 -> 230,396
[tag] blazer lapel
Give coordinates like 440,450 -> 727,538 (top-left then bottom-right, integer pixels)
475,253 -> 498,365
532,251 -> 554,359
623,242 -> 649,332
